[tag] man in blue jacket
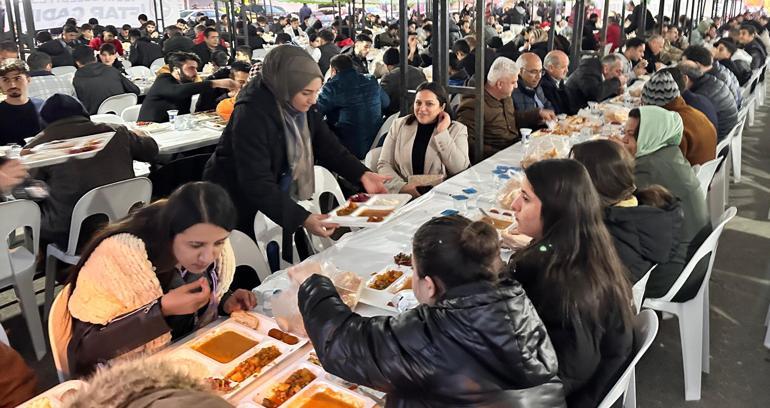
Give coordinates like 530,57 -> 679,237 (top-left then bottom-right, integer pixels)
317,54 -> 390,159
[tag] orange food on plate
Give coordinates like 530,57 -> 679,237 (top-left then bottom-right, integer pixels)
335,203 -> 358,216
369,270 -> 403,290
225,345 -> 282,382
393,252 -> 412,266
261,368 -> 317,407
289,386 -> 363,408
366,215 -> 385,222
268,328 -> 300,345
480,216 -> 514,230
192,330 -> 258,364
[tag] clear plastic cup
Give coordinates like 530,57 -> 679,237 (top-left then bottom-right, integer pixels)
520,128 -> 532,146
451,194 -> 469,212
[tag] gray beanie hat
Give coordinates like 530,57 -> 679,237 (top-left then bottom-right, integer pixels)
641,71 -> 681,106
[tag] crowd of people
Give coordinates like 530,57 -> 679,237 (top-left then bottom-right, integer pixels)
0,2 -> 768,407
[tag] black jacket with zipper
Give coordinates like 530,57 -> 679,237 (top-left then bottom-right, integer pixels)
129,37 -> 163,68
298,274 -> 566,408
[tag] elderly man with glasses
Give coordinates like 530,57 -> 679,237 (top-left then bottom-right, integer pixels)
511,52 -> 554,113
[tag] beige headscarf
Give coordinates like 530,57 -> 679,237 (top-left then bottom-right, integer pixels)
261,45 -> 323,200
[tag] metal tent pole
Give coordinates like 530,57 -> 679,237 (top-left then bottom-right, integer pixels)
431,0 -> 447,87
569,0 -> 585,72
20,0 -> 34,56
640,0 -> 647,38
215,0 -> 221,31
398,0 -> 408,116
547,0 -> 557,51
473,0 -> 485,163
601,0 -> 611,52
621,0 -> 628,44
657,0 -> 665,34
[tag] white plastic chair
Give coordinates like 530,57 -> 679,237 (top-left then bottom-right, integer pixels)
122,59 -> 132,69
364,147 -> 383,170
126,65 -> 153,79
632,265 -> 654,313
764,303 -> 770,349
97,93 -> 138,115
729,108 -> 749,183
51,65 -> 76,76
149,57 -> 166,73
0,200 -> 47,360
312,166 -> 345,213
228,230 -> 272,283
694,157 -> 723,200
44,178 -> 153,316
121,105 -> 142,122
48,287 -> 71,382
370,112 -> 399,150
89,113 -> 125,126
190,94 -> 200,114
710,138 -> 731,226
596,310 -> 659,408
642,207 -> 737,401
0,321 -> 8,346
253,213 -> 301,270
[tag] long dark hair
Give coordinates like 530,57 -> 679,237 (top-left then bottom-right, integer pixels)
510,159 -> 633,328
405,81 -> 449,125
412,215 -> 501,298
570,139 -> 676,208
67,182 -> 237,291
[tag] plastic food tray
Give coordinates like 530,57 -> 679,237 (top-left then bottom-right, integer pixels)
20,132 -> 115,169
323,194 -> 411,228
359,264 -> 412,312
17,380 -> 86,407
236,360 -> 326,407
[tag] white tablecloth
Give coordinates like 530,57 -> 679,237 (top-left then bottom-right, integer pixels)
128,116 -> 223,155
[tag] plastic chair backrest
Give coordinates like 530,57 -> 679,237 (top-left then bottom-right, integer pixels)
90,113 -> 125,126
364,147 -> 383,171
0,321 -> 8,346
121,105 -> 142,122
97,93 -> 138,115
632,264 -> 654,312
716,137 -> 730,157
449,93 -> 462,116
228,230 -> 271,282
122,60 -> 132,69
149,58 -> 165,73
190,94 -> 200,113
596,310 -> 659,408
0,200 -> 40,283
48,287 -> 71,382
253,213 -> 300,267
650,207 -> 736,303
51,66 -> 76,76
127,66 -> 152,80
370,112 -> 399,151
313,166 -> 345,212
64,177 -> 153,255
694,157 -> 723,200
603,43 -> 613,56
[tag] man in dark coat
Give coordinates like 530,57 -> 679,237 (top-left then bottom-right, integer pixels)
624,1 -> 655,37
317,54 -> 389,159
564,55 -> 625,114
128,29 -> 163,68
679,61 -> 738,140
374,23 -> 399,49
71,46 -> 140,114
738,24 -> 767,70
379,47 -> 428,116
36,31 -> 75,67
163,26 -> 195,56
714,39 -> 752,86
192,28 -> 228,67
316,29 -> 340,75
540,50 -> 571,115
138,52 -> 236,122
341,34 -> 373,74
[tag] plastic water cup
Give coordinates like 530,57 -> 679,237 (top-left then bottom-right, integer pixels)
167,110 -> 179,124
520,128 -> 532,146
451,194 -> 469,212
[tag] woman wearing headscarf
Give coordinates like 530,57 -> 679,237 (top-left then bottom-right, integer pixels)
618,106 -> 711,300
204,46 -> 388,257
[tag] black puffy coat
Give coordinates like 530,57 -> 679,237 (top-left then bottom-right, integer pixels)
708,62 -> 742,108
129,38 -> 163,68
718,58 -> 752,86
604,199 -> 684,283
298,274 -> 566,408
689,72 -> 738,139
37,40 -> 74,67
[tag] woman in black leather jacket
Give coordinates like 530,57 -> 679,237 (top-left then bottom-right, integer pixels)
289,215 -> 566,408
505,159 -> 635,407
